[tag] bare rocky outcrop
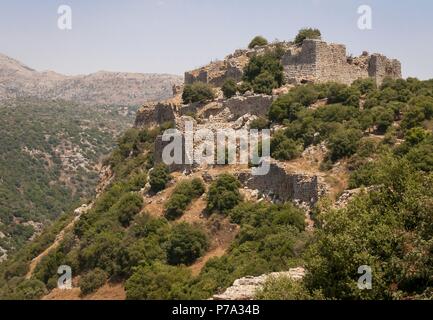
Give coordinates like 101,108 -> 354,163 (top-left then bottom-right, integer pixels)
0,53 -> 182,106
213,267 -> 305,300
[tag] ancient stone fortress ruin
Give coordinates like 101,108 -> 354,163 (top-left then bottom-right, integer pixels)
134,39 -> 402,207
184,39 -> 401,86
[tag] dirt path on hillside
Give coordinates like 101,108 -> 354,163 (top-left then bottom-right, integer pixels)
25,205 -> 91,279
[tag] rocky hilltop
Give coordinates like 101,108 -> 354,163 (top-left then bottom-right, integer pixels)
0,53 -> 182,106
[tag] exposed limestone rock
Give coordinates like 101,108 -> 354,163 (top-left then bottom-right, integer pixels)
334,187 -> 375,209
213,267 -> 305,300
74,204 -> 90,215
232,113 -> 257,130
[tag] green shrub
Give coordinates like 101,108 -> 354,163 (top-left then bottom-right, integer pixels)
166,223 -> 209,265
125,262 -> 193,300
79,231 -> 124,276
207,174 -> 242,214
182,82 -> 215,104
249,117 -> 270,130
269,86 -> 319,122
222,78 -> 238,99
294,28 -> 322,45
271,131 -> 303,160
9,279 -> 47,300
328,128 -> 363,161
352,78 -> 377,95
164,178 -> 205,220
79,268 -> 108,296
371,106 -> 394,134
111,193 -> 143,227
252,71 -> 278,95
248,36 -> 269,49
243,50 -> 284,94
149,164 -> 171,193
401,106 -> 426,131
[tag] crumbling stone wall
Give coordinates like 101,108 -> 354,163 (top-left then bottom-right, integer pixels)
239,162 -> 319,205
223,94 -> 273,119
185,56 -> 248,87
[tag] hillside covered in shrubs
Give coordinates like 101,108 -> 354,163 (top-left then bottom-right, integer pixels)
0,31 -> 432,300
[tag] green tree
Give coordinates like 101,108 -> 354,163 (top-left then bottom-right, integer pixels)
294,28 -> 322,45
207,174 -> 242,214
166,223 -> 209,266
149,164 -> 171,193
328,128 -> 363,161
111,193 -> 143,227
222,78 -> 238,99
271,131 -> 303,161
248,36 -> 269,49
164,178 -> 205,220
182,82 -> 216,104
79,268 -> 108,296
243,50 -> 284,94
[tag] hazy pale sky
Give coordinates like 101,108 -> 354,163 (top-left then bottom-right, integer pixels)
1,0 -> 432,79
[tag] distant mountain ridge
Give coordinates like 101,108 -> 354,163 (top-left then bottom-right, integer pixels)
0,53 -> 182,106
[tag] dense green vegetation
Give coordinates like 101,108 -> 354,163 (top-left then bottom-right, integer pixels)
269,78 -> 433,166
182,82 -> 216,104
0,98 -> 136,255
1,75 -> 432,301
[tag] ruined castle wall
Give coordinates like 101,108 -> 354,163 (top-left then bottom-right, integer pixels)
240,162 -> 319,205
282,41 -> 318,84
185,58 -> 246,87
368,54 -> 402,85
282,40 -> 401,85
314,41 -> 368,85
